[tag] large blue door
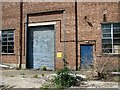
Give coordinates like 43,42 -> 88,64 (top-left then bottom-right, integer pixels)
27,25 -> 55,70
80,45 -> 93,69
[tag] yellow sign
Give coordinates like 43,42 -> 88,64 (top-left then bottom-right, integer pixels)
57,52 -> 62,58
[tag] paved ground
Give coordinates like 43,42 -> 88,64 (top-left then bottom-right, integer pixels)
0,69 -> 119,88
0,69 -> 56,88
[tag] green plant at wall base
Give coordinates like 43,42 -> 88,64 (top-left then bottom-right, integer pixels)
41,66 -> 47,71
53,67 -> 78,88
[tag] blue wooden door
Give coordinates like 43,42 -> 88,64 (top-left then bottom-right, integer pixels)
80,45 -> 93,69
27,25 -> 55,70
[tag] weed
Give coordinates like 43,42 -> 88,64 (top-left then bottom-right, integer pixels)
10,75 -> 14,77
41,82 -> 55,89
113,68 -> 120,72
21,73 -> 26,78
22,76 -> 26,78
41,66 -> 47,71
33,75 -> 38,78
21,73 -> 25,75
41,84 -> 50,89
41,74 -> 45,77
53,67 -> 78,88
5,75 -> 14,77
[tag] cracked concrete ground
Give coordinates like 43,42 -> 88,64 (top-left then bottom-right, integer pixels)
0,69 -> 119,88
1,69 -> 56,88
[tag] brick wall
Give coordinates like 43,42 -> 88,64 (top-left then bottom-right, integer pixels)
1,2 -> 119,70
2,2 -> 20,66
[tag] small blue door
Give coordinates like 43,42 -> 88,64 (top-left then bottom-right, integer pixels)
80,45 -> 93,69
27,25 -> 55,70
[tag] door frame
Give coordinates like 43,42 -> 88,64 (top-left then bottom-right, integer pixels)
26,21 -> 56,70
80,44 -> 94,69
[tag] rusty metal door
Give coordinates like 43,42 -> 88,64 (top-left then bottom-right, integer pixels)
27,25 -> 55,70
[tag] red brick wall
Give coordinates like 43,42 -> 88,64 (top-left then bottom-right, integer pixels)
77,2 -> 119,70
2,2 -> 20,65
1,2 -> 119,70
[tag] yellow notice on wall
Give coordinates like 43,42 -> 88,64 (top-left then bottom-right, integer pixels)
57,52 -> 62,58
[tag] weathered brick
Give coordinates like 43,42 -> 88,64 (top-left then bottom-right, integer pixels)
1,2 -> 119,70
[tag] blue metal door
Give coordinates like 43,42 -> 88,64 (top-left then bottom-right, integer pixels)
80,45 -> 93,69
27,25 -> 55,70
